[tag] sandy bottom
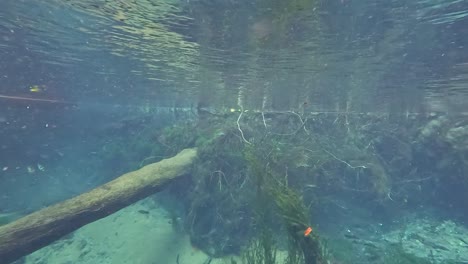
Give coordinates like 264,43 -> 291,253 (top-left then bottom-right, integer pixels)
24,197 -> 235,264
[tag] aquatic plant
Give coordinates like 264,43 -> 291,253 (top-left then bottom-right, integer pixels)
174,116 -> 255,256
242,230 -> 278,264
152,110 -> 466,263
244,146 -> 328,264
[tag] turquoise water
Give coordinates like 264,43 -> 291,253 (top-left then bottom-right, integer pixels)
1,0 -> 468,111
1,1 -> 468,263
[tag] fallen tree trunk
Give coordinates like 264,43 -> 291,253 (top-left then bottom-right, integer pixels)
0,148 -> 197,264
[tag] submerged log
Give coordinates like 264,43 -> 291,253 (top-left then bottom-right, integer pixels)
0,148 -> 197,264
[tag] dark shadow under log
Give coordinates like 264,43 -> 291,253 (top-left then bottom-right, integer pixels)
0,148 -> 197,264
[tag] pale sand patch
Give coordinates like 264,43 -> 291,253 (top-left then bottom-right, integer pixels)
24,198 -> 235,264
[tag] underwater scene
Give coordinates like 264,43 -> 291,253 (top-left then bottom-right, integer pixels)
1,0 -> 468,263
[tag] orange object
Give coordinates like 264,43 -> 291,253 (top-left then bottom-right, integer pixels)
304,226 -> 313,237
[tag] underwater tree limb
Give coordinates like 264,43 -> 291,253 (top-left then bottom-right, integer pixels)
0,148 -> 197,264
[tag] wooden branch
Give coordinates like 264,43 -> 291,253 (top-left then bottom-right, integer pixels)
0,148 -> 197,264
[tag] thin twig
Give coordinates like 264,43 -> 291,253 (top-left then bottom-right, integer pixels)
396,176 -> 433,184
322,148 -> 367,169
239,173 -> 249,189
290,111 -> 309,134
212,170 -> 228,191
237,108 -> 252,144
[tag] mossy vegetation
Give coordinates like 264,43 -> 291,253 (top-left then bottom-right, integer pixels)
148,111 -> 409,261
93,109 -> 468,263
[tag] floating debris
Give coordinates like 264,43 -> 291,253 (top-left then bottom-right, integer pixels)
26,166 -> 35,174
37,163 -> 45,171
137,210 -> 150,215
